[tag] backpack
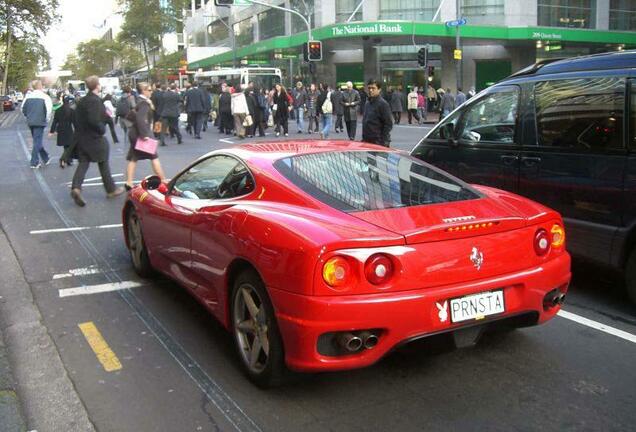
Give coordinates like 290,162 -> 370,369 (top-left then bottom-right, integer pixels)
116,96 -> 131,118
321,92 -> 333,114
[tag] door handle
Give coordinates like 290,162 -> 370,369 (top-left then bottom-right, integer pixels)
500,155 -> 519,166
521,156 -> 542,167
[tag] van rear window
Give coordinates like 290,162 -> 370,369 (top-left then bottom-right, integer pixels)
274,151 -> 480,212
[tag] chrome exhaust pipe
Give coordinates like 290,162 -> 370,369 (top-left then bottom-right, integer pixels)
557,293 -> 566,305
359,331 -> 379,349
337,332 -> 363,352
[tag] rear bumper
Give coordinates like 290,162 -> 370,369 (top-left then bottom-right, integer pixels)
270,252 -> 571,373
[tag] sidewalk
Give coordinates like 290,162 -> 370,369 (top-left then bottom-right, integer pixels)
0,224 -> 95,432
0,328 -> 26,432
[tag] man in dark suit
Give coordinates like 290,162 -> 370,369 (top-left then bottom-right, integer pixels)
150,83 -> 165,138
185,81 -> 207,139
70,75 -> 124,207
160,83 -> 183,145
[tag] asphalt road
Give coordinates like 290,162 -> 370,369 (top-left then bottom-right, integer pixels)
1,109 -> 635,432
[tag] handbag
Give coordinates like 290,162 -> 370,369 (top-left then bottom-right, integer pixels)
267,113 -> 274,127
272,104 -> 278,112
243,115 -> 253,127
135,137 -> 158,155
322,92 -> 333,114
153,121 -> 162,134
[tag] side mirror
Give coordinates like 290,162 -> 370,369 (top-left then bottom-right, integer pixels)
141,175 -> 167,194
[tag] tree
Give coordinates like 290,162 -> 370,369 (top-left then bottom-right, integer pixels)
118,0 -> 184,80
62,38 -> 145,81
1,33 -> 49,90
0,0 -> 60,94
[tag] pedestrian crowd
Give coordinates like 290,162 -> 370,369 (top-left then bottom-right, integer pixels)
20,75 -> 475,207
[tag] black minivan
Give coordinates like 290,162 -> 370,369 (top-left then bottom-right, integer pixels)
411,51 -> 636,303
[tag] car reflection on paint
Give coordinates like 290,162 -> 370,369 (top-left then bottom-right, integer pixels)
122,141 -> 571,387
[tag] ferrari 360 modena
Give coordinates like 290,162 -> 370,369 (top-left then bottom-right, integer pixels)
122,141 -> 571,387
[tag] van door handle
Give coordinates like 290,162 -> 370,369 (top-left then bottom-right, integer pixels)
500,155 -> 519,165
521,156 -> 542,167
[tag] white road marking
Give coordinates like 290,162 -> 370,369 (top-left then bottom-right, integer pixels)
558,309 -> 636,345
30,224 -> 122,234
59,281 -> 144,298
66,174 -> 123,184
219,138 -> 234,144
53,266 -> 101,280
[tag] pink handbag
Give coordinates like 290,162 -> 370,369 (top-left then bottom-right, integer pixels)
135,137 -> 158,155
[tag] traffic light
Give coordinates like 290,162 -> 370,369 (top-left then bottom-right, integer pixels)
306,41 -> 322,62
417,47 -> 427,67
214,0 -> 234,6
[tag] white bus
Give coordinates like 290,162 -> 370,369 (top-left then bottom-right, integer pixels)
194,67 -> 282,91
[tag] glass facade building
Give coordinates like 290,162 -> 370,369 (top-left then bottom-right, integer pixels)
184,0 -> 636,93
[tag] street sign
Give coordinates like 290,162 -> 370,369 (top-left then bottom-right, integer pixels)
446,18 -> 467,27
454,49 -> 462,60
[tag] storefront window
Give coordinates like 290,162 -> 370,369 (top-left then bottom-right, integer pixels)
291,0 -> 315,33
336,0 -> 362,22
538,0 -> 596,29
233,18 -> 254,48
379,0 -> 441,21
259,8 -> 286,41
610,0 -> 636,30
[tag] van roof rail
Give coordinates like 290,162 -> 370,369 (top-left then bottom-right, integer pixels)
507,58 -> 565,79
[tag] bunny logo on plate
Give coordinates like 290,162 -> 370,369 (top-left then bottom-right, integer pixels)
436,301 -> 448,323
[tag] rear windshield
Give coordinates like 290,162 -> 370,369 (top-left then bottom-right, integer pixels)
274,151 -> 480,212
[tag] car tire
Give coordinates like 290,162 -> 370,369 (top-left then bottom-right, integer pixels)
231,269 -> 286,388
126,208 -> 153,278
626,248 -> 636,305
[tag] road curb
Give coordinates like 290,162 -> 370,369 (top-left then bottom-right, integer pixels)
0,225 -> 96,432
0,329 -> 27,432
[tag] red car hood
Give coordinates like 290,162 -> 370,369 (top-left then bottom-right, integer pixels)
349,197 -> 527,244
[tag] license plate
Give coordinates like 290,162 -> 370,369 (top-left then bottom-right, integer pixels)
450,290 -> 505,323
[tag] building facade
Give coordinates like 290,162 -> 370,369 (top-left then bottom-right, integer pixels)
185,0 -> 636,91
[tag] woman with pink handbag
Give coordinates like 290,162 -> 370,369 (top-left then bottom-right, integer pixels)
125,82 -> 166,191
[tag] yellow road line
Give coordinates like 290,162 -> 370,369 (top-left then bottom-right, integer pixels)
78,322 -> 122,372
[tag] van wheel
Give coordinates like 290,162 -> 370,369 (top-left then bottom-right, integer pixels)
626,248 -> 636,305
231,269 -> 286,388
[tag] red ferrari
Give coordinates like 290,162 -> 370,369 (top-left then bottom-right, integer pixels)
123,141 -> 571,387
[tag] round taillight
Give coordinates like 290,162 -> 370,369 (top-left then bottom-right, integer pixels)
364,254 -> 394,285
551,224 -> 565,248
534,229 -> 550,256
323,256 -> 352,287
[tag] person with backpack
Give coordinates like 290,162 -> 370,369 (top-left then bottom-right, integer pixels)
317,83 -> 335,139
116,86 -> 135,138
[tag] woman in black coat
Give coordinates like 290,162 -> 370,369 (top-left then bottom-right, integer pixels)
272,84 -> 289,136
125,82 -> 166,191
49,96 -> 76,168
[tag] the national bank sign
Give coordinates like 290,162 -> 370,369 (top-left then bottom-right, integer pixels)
331,23 -> 405,36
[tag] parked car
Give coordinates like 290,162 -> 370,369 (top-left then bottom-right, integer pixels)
1,96 -> 15,111
15,91 -> 23,103
123,141 -> 570,387
411,50 -> 636,303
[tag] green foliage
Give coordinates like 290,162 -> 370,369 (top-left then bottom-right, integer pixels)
0,0 -> 60,37
2,33 -> 49,90
62,38 -> 145,80
118,0 -> 186,76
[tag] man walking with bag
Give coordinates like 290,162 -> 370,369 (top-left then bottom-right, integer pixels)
185,81 -> 207,139
341,81 -> 360,140
21,80 -> 52,168
70,76 -> 124,207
